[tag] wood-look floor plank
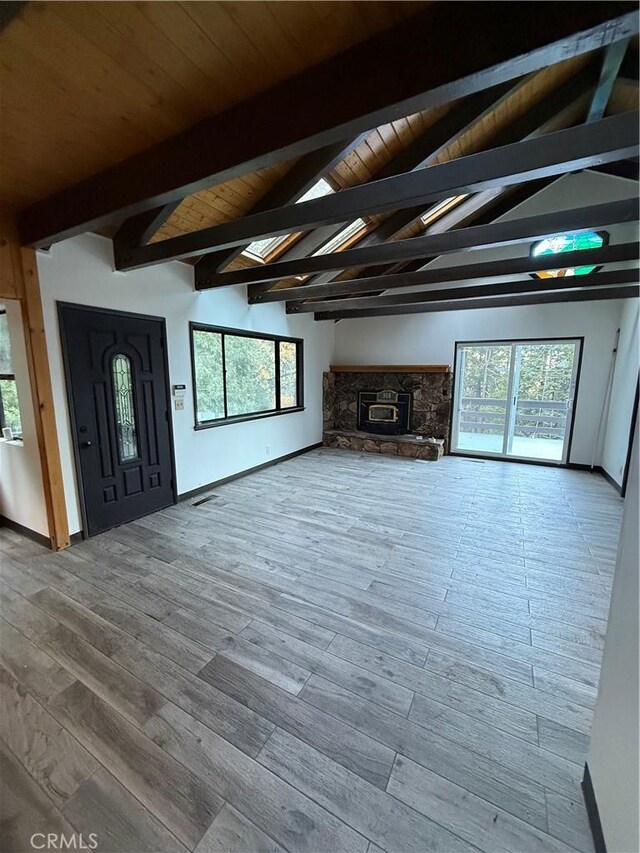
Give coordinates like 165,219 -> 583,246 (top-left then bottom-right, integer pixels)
1,557 -> 48,597
408,689 -> 583,797
168,555 -> 338,649
27,589 -> 167,728
252,595 -> 429,667
63,767 -> 189,853
48,681 -> 224,849
164,608 -> 311,694
194,804 -> 286,853
198,655 -> 395,790
28,585 -> 273,757
1,449 -> 620,852
259,727 -> 476,853
545,790 -> 595,852
538,717 -> 591,766
531,630 -> 603,665
387,754 -> 575,853
0,617 -> 75,704
0,666 -> 99,808
0,740 -> 77,853
90,597 -> 214,674
436,616 -> 601,687
534,668 -> 598,709
425,648 -> 593,735
326,633 -> 538,744
143,701 -> 368,853
8,554 -> 108,609
52,549 -> 176,620
136,572 -> 253,633
300,674 -> 548,830
239,621 -> 414,715
276,592 -> 533,682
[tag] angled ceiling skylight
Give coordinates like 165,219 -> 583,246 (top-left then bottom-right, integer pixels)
242,178 -> 334,263
313,218 -> 367,256
420,194 -> 468,227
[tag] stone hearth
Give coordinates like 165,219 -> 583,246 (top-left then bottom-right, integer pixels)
323,366 -> 453,460
324,428 -> 444,461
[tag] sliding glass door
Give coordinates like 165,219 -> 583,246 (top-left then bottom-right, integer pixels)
452,339 -> 581,464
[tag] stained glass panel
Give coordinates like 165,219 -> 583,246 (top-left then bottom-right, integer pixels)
111,354 -> 139,462
531,231 -> 605,278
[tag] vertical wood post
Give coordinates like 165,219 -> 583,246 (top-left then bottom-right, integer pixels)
0,207 -> 70,549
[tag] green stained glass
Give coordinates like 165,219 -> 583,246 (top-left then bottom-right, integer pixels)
531,231 -> 605,278
111,354 -> 139,462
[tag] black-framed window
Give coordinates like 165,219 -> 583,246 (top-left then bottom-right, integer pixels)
190,323 -> 304,428
0,309 -> 22,439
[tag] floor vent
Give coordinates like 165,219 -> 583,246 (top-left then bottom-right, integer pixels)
191,494 -> 219,507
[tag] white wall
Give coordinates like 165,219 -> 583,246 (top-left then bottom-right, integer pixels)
587,418 -> 639,853
333,171 -> 639,466
0,300 -> 49,538
601,298 -> 639,487
36,234 -> 334,535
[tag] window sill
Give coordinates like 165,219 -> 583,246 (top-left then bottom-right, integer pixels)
0,437 -> 24,445
194,406 -> 305,431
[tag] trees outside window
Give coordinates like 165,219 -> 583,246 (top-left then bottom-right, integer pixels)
0,309 -> 22,438
191,324 -> 303,427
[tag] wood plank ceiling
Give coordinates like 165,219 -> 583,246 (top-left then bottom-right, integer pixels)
1,2 -> 638,319
0,0 -> 427,208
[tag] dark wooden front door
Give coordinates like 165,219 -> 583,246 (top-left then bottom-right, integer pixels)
59,304 -> 175,537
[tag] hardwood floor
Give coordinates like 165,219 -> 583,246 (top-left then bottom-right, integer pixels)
0,448 -> 622,853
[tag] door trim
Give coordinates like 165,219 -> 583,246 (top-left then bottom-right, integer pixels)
58,302 -> 178,539
449,336 -> 585,468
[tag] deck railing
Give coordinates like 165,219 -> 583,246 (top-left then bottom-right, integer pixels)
459,397 -> 568,438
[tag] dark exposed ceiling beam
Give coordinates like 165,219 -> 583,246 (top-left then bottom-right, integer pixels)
117,112 -> 640,270
206,198 -> 638,289
18,3 -> 638,248
113,202 -> 181,253
189,134 -> 369,281
299,65 -> 597,291
586,38 -> 632,122
357,184 -> 551,285
194,78 -> 520,288
588,160 -> 640,182
229,82 -> 522,292
314,283 -> 639,321
275,243 -> 639,308
294,268 -> 638,315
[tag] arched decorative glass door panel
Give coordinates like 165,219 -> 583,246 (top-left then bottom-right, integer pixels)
111,353 -> 139,462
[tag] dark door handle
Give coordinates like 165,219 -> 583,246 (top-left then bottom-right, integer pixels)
80,440 -> 93,448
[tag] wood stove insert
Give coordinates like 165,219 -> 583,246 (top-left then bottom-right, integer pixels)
358,389 -> 412,435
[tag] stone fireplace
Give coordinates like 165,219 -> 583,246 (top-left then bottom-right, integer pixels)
323,365 -> 453,461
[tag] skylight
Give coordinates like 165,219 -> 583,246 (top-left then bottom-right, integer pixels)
420,195 -> 468,227
242,178 -> 334,262
531,231 -> 606,278
313,218 -> 367,256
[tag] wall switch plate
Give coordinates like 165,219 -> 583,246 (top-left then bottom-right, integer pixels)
174,399 -> 185,411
